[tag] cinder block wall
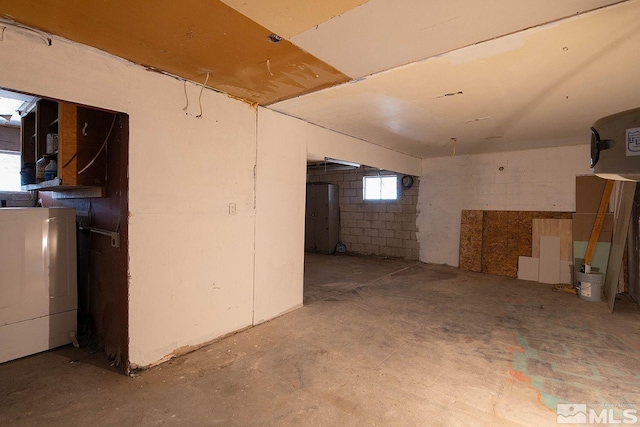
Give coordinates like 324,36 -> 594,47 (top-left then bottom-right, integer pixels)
0,192 -> 37,207
307,166 -> 420,260
418,145 -> 593,266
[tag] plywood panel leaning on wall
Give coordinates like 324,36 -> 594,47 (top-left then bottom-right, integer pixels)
459,210 -> 483,272
482,211 -> 519,277
604,181 -> 637,311
459,210 -> 572,278
531,219 -> 572,261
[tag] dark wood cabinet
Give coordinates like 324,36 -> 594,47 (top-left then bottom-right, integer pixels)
305,183 -> 340,254
20,98 -> 117,197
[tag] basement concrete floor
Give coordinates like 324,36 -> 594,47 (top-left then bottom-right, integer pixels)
2,253 -> 640,426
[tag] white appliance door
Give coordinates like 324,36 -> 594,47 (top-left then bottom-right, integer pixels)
0,208 -> 77,363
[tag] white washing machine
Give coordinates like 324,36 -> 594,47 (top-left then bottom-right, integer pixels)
0,207 -> 77,363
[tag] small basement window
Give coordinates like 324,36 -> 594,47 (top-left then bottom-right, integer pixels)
0,151 -> 22,192
363,175 -> 397,201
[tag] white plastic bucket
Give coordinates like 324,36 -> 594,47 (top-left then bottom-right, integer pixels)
576,271 -> 604,302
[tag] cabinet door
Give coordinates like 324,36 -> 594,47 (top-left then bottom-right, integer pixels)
20,112 -> 36,168
305,184 -> 318,251
58,101 -> 78,186
35,99 -> 58,161
326,184 -> 340,252
75,106 -> 115,187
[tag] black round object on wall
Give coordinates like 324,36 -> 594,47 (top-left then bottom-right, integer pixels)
401,175 -> 414,189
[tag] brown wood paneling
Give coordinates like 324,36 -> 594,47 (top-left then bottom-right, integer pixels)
58,101 -> 78,186
42,112 -> 129,372
75,107 -> 115,188
459,210 -> 483,272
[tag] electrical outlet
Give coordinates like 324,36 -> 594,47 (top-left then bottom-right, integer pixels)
229,203 -> 236,215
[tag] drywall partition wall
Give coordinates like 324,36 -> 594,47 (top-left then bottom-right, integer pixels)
0,32 -> 258,367
254,109 -> 421,324
128,75 -> 257,366
306,125 -> 421,177
418,145 -> 593,266
254,108 -> 307,324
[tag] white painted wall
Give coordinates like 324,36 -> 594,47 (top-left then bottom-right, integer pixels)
127,76 -> 257,366
2,27 -> 592,368
1,30 -> 421,368
306,123 -> 421,176
0,32 -> 257,367
254,109 -> 422,323
418,145 -> 593,266
254,108 -> 307,324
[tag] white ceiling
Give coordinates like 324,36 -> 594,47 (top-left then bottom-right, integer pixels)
289,0 -> 622,78
272,0 -> 640,157
268,0 -> 640,158
2,0 -> 638,160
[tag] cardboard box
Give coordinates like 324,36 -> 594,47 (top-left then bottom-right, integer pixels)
576,175 -> 608,213
572,213 -> 614,242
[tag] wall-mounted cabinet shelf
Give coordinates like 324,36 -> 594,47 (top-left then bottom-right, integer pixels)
21,178 -> 105,197
22,178 -> 62,190
20,99 -> 116,197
